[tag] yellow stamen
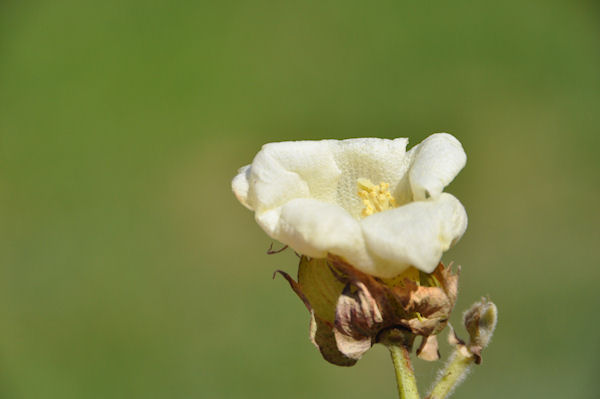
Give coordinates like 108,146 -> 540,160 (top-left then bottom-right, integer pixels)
357,178 -> 397,218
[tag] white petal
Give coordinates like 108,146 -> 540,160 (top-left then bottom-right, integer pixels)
246,141 -> 341,213
232,165 -> 252,210
258,198 -> 373,268
409,133 -> 466,201
254,207 -> 282,236
360,193 -> 467,277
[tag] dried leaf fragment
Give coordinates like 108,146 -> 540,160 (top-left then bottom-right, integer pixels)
417,335 -> 440,361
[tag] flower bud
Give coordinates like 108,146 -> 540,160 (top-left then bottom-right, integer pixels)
462,298 -> 498,364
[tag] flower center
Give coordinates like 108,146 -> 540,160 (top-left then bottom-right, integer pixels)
357,178 -> 397,218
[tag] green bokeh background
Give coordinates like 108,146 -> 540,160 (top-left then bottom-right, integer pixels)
1,1 -> 599,398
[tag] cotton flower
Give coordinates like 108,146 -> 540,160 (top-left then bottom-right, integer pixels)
232,133 -> 467,278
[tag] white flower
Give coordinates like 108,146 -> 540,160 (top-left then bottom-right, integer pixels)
232,133 -> 468,278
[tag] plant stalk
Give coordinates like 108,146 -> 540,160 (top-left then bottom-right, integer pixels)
389,344 -> 420,399
425,349 -> 473,399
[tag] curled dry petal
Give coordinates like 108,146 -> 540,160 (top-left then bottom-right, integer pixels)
417,335 -> 441,361
310,312 -> 359,366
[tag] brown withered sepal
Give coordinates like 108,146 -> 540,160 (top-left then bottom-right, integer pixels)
275,255 -> 459,366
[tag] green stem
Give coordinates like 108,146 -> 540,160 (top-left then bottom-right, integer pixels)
389,344 -> 420,399
425,350 -> 473,399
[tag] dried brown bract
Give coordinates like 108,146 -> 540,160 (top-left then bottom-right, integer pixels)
275,255 -> 460,366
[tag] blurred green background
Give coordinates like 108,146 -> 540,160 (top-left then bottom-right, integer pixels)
1,0 -> 599,398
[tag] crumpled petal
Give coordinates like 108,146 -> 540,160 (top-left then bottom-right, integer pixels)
259,198 -> 373,268
409,133 -> 467,201
246,141 -> 341,213
232,165 -> 252,209
360,193 -> 467,276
